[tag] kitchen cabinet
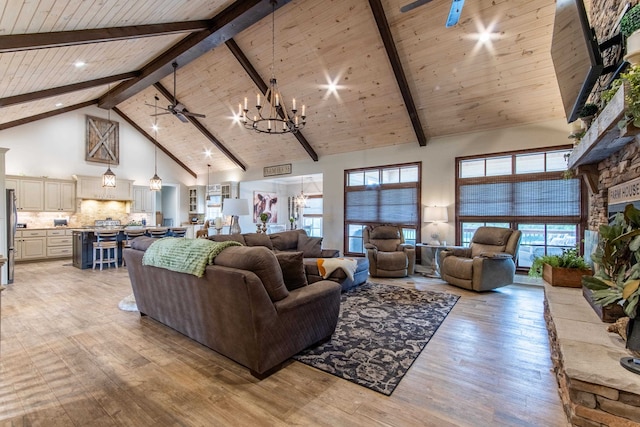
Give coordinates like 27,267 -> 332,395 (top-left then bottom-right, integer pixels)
188,185 -> 205,214
15,229 -> 47,260
75,175 -> 133,200
6,176 -> 44,211
46,229 -> 73,258
132,186 -> 154,213
44,180 -> 76,212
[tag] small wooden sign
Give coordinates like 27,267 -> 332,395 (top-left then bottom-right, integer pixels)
86,115 -> 119,165
263,163 -> 292,177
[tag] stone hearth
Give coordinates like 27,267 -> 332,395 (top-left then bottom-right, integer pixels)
545,283 -> 640,426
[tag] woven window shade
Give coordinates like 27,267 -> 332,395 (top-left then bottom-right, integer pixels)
459,176 -> 581,219
346,186 -> 418,224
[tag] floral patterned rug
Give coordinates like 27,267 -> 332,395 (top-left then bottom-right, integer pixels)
293,282 -> 459,395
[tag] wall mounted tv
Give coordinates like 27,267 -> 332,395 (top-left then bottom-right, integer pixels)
551,0 -> 604,123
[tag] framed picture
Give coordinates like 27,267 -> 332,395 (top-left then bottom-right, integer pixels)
86,115 -> 119,165
253,191 -> 278,223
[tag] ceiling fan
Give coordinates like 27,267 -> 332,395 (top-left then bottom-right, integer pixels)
400,0 -> 465,28
147,61 -> 206,123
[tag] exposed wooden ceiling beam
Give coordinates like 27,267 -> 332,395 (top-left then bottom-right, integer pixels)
0,72 -> 138,108
153,82 -> 247,172
100,0 -> 292,109
225,38 -> 319,162
0,21 -> 209,53
0,100 -> 96,131
112,106 -> 197,179
368,0 -> 428,147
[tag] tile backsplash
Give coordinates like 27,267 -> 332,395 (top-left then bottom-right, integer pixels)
17,200 -> 152,228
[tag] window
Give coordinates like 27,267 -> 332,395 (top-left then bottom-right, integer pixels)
345,162 -> 421,255
301,195 -> 323,237
456,147 -> 586,271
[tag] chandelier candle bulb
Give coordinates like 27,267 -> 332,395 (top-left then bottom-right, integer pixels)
292,98 -> 296,110
244,97 -> 248,110
257,94 -> 261,107
275,93 -> 279,106
302,104 -> 306,117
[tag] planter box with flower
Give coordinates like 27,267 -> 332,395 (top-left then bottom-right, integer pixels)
529,248 -> 592,287
583,204 -> 640,325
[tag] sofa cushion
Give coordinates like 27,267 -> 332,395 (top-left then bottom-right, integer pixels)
130,236 -> 156,251
209,234 -> 246,245
275,251 -> 308,291
213,246 -> 289,301
243,232 -> 274,250
270,229 -> 307,251
298,234 -> 323,258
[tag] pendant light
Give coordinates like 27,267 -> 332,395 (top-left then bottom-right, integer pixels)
102,84 -> 117,188
150,95 -> 162,191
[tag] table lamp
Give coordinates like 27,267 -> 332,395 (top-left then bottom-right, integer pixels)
222,198 -> 249,234
424,206 -> 448,245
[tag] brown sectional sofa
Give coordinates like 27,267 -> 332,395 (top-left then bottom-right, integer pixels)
124,236 -> 342,377
209,229 -> 369,291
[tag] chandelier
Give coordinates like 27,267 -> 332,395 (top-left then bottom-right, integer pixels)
102,84 -> 116,188
150,95 -> 162,191
240,0 -> 306,134
295,176 -> 308,208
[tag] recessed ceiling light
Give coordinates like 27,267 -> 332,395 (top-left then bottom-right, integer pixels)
55,102 -> 63,107
74,61 -> 86,68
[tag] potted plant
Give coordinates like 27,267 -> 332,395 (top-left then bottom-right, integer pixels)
578,102 -> 599,129
528,247 -> 592,287
602,64 -> 640,130
622,4 -> 640,65
582,204 -> 640,318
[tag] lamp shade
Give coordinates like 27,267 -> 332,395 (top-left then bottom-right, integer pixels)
424,206 -> 448,223
222,198 -> 249,216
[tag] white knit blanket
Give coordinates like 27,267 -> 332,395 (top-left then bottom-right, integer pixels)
317,258 -> 358,280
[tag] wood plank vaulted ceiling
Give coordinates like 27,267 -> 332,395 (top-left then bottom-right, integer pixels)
0,0 -> 565,177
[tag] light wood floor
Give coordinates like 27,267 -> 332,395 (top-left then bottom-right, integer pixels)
0,260 -> 569,426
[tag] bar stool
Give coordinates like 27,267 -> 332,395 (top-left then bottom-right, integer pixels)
122,230 -> 146,266
170,227 -> 187,237
92,231 -> 119,270
148,228 -> 168,238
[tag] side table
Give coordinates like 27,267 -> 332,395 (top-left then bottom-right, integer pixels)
416,243 -> 447,278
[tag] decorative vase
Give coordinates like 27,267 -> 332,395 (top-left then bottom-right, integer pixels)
626,30 -> 640,65
261,221 -> 267,233
256,223 -> 262,233
580,115 -> 594,130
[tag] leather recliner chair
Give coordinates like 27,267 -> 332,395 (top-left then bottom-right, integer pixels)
439,226 -> 522,292
363,225 -> 416,277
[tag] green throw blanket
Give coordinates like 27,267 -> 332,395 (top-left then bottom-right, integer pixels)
142,238 -> 242,277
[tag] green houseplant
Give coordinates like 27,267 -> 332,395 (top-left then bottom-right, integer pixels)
529,247 -> 592,287
583,204 -> 640,318
601,64 -> 640,129
621,4 -> 640,38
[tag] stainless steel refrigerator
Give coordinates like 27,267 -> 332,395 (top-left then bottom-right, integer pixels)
6,189 -> 16,284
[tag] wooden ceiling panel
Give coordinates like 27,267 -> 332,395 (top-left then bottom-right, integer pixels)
1,0 -> 233,34
0,84 -> 105,125
0,35 -> 184,98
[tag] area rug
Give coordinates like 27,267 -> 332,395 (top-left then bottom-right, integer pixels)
293,282 -> 459,395
118,293 -> 138,312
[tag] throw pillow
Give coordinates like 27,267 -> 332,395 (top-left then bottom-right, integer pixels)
243,233 -> 274,250
297,234 -> 323,258
275,252 -> 308,291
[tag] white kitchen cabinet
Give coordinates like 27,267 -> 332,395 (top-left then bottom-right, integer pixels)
15,229 -> 47,260
188,185 -> 206,214
132,186 -> 154,213
6,176 -> 44,211
44,180 -> 76,212
46,229 -> 73,258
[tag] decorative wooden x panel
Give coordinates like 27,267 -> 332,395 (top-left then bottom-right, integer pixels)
86,115 -> 119,165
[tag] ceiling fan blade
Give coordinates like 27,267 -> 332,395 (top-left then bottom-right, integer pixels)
184,112 -> 206,118
150,112 -> 171,116
400,0 -> 433,13
175,113 -> 189,123
445,0 -> 465,27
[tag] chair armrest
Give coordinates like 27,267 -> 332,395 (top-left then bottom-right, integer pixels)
398,243 -> 414,250
364,243 -> 377,250
441,247 -> 472,258
477,251 -> 513,260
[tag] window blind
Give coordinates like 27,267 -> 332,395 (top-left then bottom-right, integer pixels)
346,186 -> 418,224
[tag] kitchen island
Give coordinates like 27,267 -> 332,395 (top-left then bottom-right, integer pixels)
71,227 -> 176,269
